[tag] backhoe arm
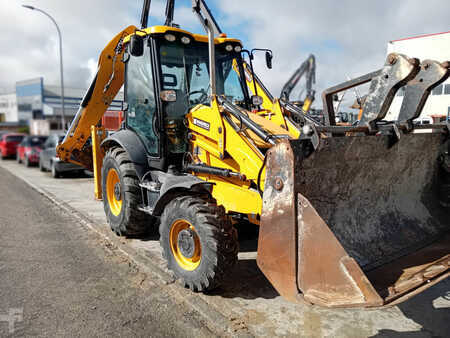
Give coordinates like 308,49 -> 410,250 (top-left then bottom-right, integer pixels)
57,26 -> 137,169
280,54 -> 315,105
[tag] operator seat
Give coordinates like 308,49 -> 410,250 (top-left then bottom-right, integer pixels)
164,89 -> 189,154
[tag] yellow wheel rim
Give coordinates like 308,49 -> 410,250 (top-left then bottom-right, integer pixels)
106,168 -> 122,216
169,219 -> 201,271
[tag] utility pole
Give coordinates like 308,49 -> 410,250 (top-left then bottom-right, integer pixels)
23,5 -> 66,130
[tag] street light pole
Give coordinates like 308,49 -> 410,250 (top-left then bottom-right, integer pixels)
22,5 -> 66,130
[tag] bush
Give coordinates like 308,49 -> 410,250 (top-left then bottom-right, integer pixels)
17,126 -> 29,134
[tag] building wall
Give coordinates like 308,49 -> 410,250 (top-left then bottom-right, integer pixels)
13,77 -> 124,134
0,93 -> 18,122
16,77 -> 44,122
30,119 -> 50,136
385,32 -> 450,121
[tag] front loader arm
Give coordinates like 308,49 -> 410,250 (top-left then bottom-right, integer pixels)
57,26 -> 137,169
236,61 -> 303,137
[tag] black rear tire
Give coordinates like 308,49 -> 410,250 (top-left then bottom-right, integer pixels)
102,147 -> 155,236
439,183 -> 450,207
159,195 -> 238,292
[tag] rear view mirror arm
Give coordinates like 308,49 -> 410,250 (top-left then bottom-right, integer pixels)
241,49 -> 259,99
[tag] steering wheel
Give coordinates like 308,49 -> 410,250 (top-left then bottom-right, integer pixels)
187,89 -> 208,105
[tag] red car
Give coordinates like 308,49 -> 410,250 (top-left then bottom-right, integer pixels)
0,133 -> 25,159
17,135 -> 48,167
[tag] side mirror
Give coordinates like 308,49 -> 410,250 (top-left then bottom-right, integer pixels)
265,51 -> 273,69
130,34 -> 144,57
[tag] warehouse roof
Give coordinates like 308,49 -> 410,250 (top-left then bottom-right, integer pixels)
390,30 -> 450,43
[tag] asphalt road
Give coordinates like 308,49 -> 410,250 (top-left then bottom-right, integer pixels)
0,167 -> 214,337
1,158 -> 449,337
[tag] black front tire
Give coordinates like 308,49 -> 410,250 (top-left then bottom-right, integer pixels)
160,195 -> 238,292
102,147 -> 155,236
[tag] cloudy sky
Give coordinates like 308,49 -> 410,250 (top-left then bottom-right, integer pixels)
0,0 -> 448,107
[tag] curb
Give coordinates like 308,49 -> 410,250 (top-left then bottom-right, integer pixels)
0,162 -> 246,337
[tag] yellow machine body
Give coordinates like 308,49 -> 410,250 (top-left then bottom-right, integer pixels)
58,20 -> 450,308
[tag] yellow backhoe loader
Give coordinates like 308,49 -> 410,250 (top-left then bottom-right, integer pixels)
58,0 -> 450,307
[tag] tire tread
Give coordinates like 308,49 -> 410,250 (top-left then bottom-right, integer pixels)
102,147 -> 153,236
160,195 -> 238,292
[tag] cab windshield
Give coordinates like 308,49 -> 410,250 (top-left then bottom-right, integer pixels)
158,39 -> 248,119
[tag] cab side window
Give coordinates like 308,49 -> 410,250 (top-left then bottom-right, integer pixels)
126,41 -> 159,156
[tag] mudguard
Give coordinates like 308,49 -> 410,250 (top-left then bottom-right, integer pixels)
101,129 -> 150,180
149,171 -> 213,216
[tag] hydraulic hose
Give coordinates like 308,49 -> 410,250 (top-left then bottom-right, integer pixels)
218,96 -> 276,145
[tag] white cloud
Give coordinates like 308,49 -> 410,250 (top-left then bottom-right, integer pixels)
214,0 -> 449,106
0,0 -> 448,109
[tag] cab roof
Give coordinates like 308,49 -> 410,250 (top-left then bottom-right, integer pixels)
124,25 -> 242,46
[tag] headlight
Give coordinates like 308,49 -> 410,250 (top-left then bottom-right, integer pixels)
164,34 -> 176,42
234,45 -> 242,53
225,44 -> 233,52
181,36 -> 191,44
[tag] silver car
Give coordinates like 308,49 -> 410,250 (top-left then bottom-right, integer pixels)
39,134 -> 85,178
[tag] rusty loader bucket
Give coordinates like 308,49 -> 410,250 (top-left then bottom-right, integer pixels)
257,54 -> 450,308
258,134 -> 449,307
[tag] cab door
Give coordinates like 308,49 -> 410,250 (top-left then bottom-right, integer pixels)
125,37 -> 164,169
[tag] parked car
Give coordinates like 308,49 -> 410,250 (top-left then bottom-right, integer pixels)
17,135 -> 48,167
0,133 -> 25,159
39,134 -> 85,178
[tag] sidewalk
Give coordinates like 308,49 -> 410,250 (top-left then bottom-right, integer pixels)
1,158 -> 449,337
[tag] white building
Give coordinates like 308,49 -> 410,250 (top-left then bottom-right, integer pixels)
14,77 -> 123,134
386,31 -> 450,122
0,93 -> 18,122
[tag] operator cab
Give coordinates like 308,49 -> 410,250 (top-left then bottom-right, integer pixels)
124,26 -> 250,169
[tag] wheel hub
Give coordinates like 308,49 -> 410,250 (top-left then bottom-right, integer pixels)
177,229 -> 196,258
114,183 -> 121,201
